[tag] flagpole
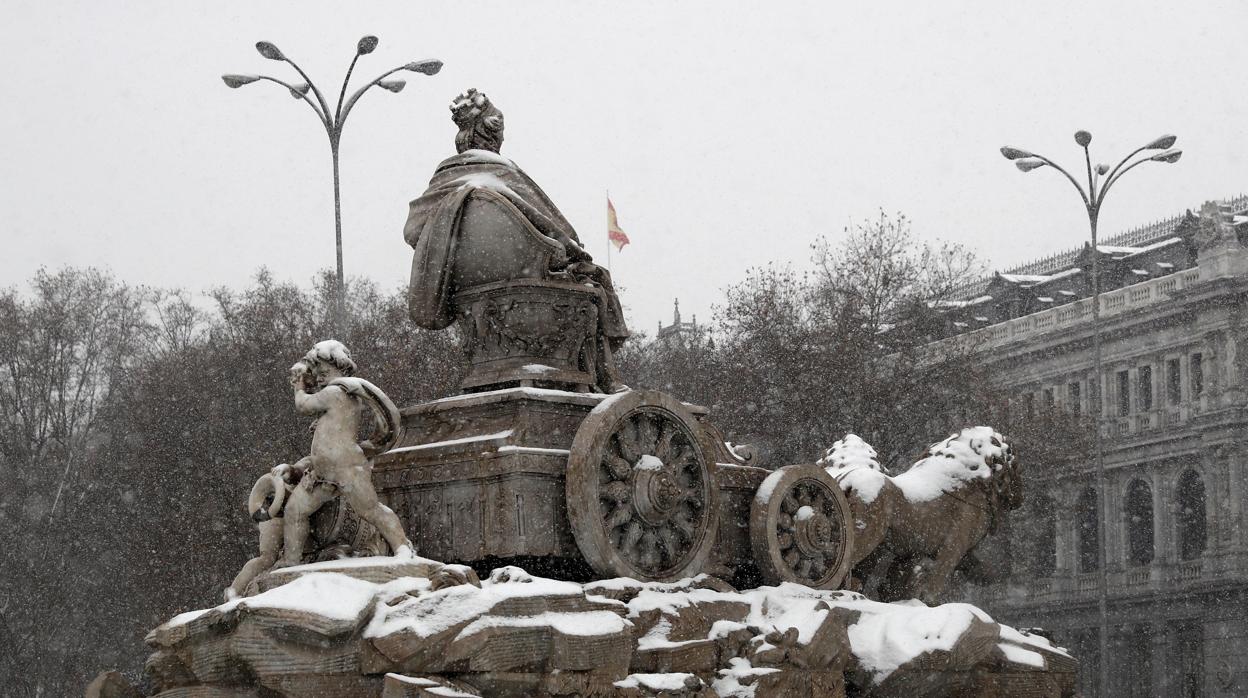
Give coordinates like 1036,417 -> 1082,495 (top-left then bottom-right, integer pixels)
606,189 -> 613,272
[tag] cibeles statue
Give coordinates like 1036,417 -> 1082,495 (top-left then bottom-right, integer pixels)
226,341 -> 413,599
403,89 -> 630,393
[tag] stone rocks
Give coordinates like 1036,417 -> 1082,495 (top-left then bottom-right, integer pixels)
136,563 -> 1076,697
614,673 -> 711,698
250,556 -> 446,594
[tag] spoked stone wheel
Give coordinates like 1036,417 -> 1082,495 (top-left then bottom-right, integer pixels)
566,390 -> 720,582
750,464 -> 854,589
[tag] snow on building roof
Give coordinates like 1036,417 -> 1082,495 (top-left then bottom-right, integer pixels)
998,273 -> 1049,284
946,194 -> 1247,301
1099,236 -> 1184,258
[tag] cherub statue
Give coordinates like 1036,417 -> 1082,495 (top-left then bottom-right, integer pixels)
225,457 -> 306,600
279,340 -> 413,565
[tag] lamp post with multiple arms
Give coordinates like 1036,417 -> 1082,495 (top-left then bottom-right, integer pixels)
223,37 -> 443,337
1001,131 -> 1181,697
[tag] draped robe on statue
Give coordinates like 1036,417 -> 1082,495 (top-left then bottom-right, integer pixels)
403,149 -> 629,349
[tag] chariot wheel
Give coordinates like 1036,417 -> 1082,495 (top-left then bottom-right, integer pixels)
566,390 -> 720,582
750,464 -> 854,589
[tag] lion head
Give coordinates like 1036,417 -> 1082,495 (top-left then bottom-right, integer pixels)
900,427 -> 1021,512
928,426 -> 1021,511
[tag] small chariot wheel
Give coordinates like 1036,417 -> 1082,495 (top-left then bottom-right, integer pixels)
566,390 -> 720,582
750,464 -> 854,589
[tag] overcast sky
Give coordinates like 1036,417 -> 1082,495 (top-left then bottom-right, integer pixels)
2,1 -> 1245,334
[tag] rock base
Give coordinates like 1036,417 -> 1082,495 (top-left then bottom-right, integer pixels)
128,564 -> 1076,698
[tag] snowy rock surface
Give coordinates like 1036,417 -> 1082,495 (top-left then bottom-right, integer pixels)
144,560 -> 1070,698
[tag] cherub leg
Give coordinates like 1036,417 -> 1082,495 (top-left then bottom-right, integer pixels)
281,481 -> 335,565
226,519 -> 282,600
340,469 -> 413,556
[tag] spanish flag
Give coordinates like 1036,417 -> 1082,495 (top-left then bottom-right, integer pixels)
608,197 -> 631,251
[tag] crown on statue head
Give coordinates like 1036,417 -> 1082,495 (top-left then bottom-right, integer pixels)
450,89 -> 504,153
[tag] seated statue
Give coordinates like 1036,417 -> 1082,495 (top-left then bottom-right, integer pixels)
403,89 -> 629,393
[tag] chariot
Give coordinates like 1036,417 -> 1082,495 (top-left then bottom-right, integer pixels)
375,188 -> 856,589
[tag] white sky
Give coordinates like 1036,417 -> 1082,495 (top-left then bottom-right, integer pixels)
2,1 -> 1245,334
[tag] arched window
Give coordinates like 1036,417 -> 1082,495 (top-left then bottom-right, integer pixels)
1018,493 -> 1057,576
1176,470 -> 1207,560
1077,487 -> 1100,573
1124,479 -> 1154,566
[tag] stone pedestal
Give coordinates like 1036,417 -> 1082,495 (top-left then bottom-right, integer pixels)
454,280 -> 603,391
373,388 -> 609,577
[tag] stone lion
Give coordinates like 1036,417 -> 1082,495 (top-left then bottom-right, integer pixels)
822,428 -> 1021,604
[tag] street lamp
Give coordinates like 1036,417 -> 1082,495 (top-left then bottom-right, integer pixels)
223,37 -> 443,336
1001,131 -> 1181,697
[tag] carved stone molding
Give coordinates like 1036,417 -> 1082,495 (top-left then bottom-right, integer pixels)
454,279 -> 601,391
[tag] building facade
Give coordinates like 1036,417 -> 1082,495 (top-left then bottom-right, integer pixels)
934,196 -> 1248,697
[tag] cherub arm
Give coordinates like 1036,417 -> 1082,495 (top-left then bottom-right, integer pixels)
289,364 -> 347,416
293,384 -> 346,416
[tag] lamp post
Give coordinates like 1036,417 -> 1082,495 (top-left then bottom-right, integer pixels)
223,37 -> 443,337
1001,132 -> 1181,697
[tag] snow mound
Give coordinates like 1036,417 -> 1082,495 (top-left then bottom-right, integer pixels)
819,433 -> 882,472
821,434 -> 888,504
894,426 -> 1012,503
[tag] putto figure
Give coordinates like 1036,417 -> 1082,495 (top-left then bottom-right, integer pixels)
280,340 -> 413,565
403,89 -> 630,392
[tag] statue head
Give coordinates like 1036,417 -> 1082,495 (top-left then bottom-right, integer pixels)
302,340 -> 357,386
451,88 -> 504,154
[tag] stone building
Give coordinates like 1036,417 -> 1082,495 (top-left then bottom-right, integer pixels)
656,298 -> 701,347
931,195 -> 1248,697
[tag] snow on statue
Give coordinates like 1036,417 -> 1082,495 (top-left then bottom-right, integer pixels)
226,341 -> 413,599
824,427 -> 1022,604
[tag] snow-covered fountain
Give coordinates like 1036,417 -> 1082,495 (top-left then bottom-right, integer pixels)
92,90 -> 1077,698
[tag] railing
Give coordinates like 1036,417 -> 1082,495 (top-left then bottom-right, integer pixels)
1124,567 -> 1150,587
1174,560 -> 1203,582
1162,408 -> 1181,427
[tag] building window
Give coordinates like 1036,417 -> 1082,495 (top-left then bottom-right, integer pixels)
1177,625 -> 1205,698
1176,470 -> 1207,561
1068,381 -> 1082,416
1023,392 -> 1035,419
1166,358 -> 1182,405
1024,494 -> 1057,576
1042,387 -> 1055,410
1138,366 -> 1153,411
1119,629 -> 1154,697
1190,353 -> 1204,398
1077,487 -> 1100,573
1117,370 -> 1131,416
1124,479 -> 1154,566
